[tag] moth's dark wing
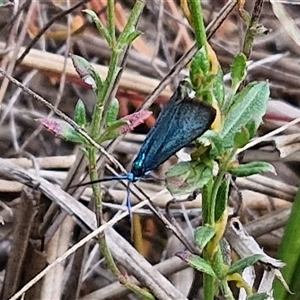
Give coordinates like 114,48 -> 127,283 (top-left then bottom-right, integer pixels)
132,97 -> 216,176
131,89 -> 181,177
139,87 -> 181,145
143,99 -> 216,171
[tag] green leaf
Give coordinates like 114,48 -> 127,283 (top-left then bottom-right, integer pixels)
106,98 -> 119,125
121,30 -> 141,46
80,146 -> 89,157
74,99 -> 87,126
166,161 -> 194,177
63,129 -> 89,145
106,119 -> 128,131
190,47 -> 210,89
88,67 -> 104,92
96,119 -> 128,143
247,294 -> 270,300
96,131 -> 119,144
230,53 -> 247,92
37,118 -> 88,145
213,68 -> 225,107
71,54 -> 102,91
72,55 -> 96,88
194,226 -> 216,250
227,254 -> 263,275
215,178 -> 230,222
176,251 -> 217,278
220,239 -> 231,266
197,130 -> 224,160
166,162 -> 213,195
274,185 -> 300,299
245,119 -> 257,140
234,126 -> 250,149
220,82 -> 270,148
83,9 -> 111,45
229,162 -> 276,177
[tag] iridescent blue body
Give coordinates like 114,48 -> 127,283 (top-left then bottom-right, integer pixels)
128,85 -> 216,180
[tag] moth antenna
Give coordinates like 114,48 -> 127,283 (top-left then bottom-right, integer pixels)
68,175 -> 129,189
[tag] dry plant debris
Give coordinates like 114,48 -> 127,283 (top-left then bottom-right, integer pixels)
0,1 -> 299,299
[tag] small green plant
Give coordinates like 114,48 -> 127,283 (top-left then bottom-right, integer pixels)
166,0 -> 274,299
37,1 -> 287,299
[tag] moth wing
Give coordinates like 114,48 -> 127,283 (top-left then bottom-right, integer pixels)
140,98 -> 216,173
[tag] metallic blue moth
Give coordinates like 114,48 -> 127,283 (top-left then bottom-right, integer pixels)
129,83 -> 216,181
77,82 -> 216,210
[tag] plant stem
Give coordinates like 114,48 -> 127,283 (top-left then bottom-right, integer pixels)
189,0 -> 207,48
221,280 -> 235,300
107,0 -> 116,45
242,0 -> 264,59
85,1 -> 147,298
202,148 -> 236,299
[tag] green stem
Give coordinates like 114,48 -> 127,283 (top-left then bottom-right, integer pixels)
202,177 -> 215,299
221,280 -> 235,300
107,0 -> 116,45
202,149 -> 236,299
85,2 -> 149,299
88,0 -> 145,229
90,0 -> 145,138
208,172 -> 223,225
214,247 -> 234,300
189,0 -> 207,48
203,272 -> 215,300
242,0 -> 264,59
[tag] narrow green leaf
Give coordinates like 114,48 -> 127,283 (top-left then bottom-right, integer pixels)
195,226 -> 216,250
71,54 -> 102,91
72,55 -> 96,88
83,9 -> 111,45
215,178 -> 230,222
106,119 -> 128,132
220,82 -> 270,148
176,251 -> 217,278
121,30 -> 141,46
96,131 -> 120,144
197,130 -> 224,159
74,99 -> 87,126
190,47 -> 209,89
64,129 -> 89,144
213,68 -> 225,107
106,98 -> 119,125
227,254 -> 263,275
234,126 -> 250,149
229,162 -> 276,177
247,294 -> 269,300
274,185 -> 300,299
230,53 -> 247,92
245,119 -> 257,140
96,120 -> 128,143
88,67 -> 104,92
